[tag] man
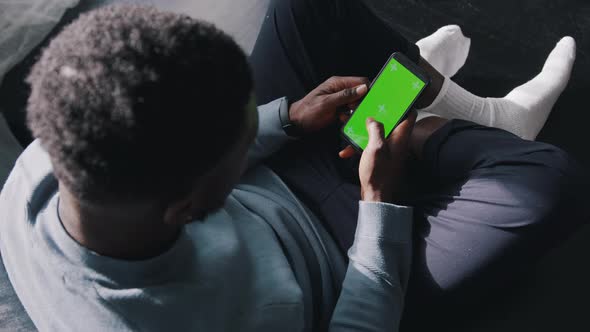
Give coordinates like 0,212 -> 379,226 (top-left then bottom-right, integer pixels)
0,2 -> 585,332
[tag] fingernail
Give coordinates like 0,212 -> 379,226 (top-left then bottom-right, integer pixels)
356,84 -> 368,95
366,117 -> 374,125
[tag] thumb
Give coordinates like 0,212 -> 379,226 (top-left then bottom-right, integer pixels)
323,84 -> 368,109
366,117 -> 385,149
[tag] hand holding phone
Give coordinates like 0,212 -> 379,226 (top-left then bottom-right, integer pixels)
287,76 -> 369,135
358,112 -> 417,203
342,52 -> 429,151
340,52 -> 425,203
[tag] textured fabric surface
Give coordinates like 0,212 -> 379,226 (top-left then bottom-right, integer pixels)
146,0 -> 269,54
0,0 -> 80,85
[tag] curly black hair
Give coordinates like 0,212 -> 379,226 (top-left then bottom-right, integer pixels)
26,5 -> 253,202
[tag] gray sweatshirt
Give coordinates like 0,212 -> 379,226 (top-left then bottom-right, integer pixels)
0,97 -> 413,331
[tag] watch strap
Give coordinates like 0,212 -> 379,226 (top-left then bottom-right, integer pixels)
280,99 -> 303,137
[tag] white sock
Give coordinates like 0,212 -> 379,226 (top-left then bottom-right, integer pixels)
417,25 -> 471,77
415,25 -> 471,121
419,37 -> 576,140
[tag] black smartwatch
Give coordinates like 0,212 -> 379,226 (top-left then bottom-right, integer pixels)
280,99 -> 303,137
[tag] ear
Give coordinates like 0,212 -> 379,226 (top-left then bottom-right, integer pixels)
163,195 -> 194,226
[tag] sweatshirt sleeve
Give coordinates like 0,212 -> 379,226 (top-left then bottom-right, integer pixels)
329,201 -> 413,331
247,97 -> 295,169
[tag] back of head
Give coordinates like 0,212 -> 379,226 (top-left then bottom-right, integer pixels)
26,5 -> 253,203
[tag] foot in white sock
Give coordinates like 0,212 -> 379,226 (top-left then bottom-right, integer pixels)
415,25 -> 471,122
419,36 -> 576,140
417,25 -> 471,77
503,37 -> 577,138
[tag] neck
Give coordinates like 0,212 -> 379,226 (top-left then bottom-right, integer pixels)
58,186 -> 181,261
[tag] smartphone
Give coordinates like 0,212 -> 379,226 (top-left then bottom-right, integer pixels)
342,52 -> 430,151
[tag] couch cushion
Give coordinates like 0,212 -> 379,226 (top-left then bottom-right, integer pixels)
70,0 -> 270,54
145,0 -> 270,54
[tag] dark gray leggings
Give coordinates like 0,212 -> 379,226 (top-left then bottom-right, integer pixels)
250,0 -> 589,328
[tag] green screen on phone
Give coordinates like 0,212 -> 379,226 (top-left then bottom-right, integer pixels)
343,56 -> 426,150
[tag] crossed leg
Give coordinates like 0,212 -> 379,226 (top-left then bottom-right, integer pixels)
251,0 -> 588,328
